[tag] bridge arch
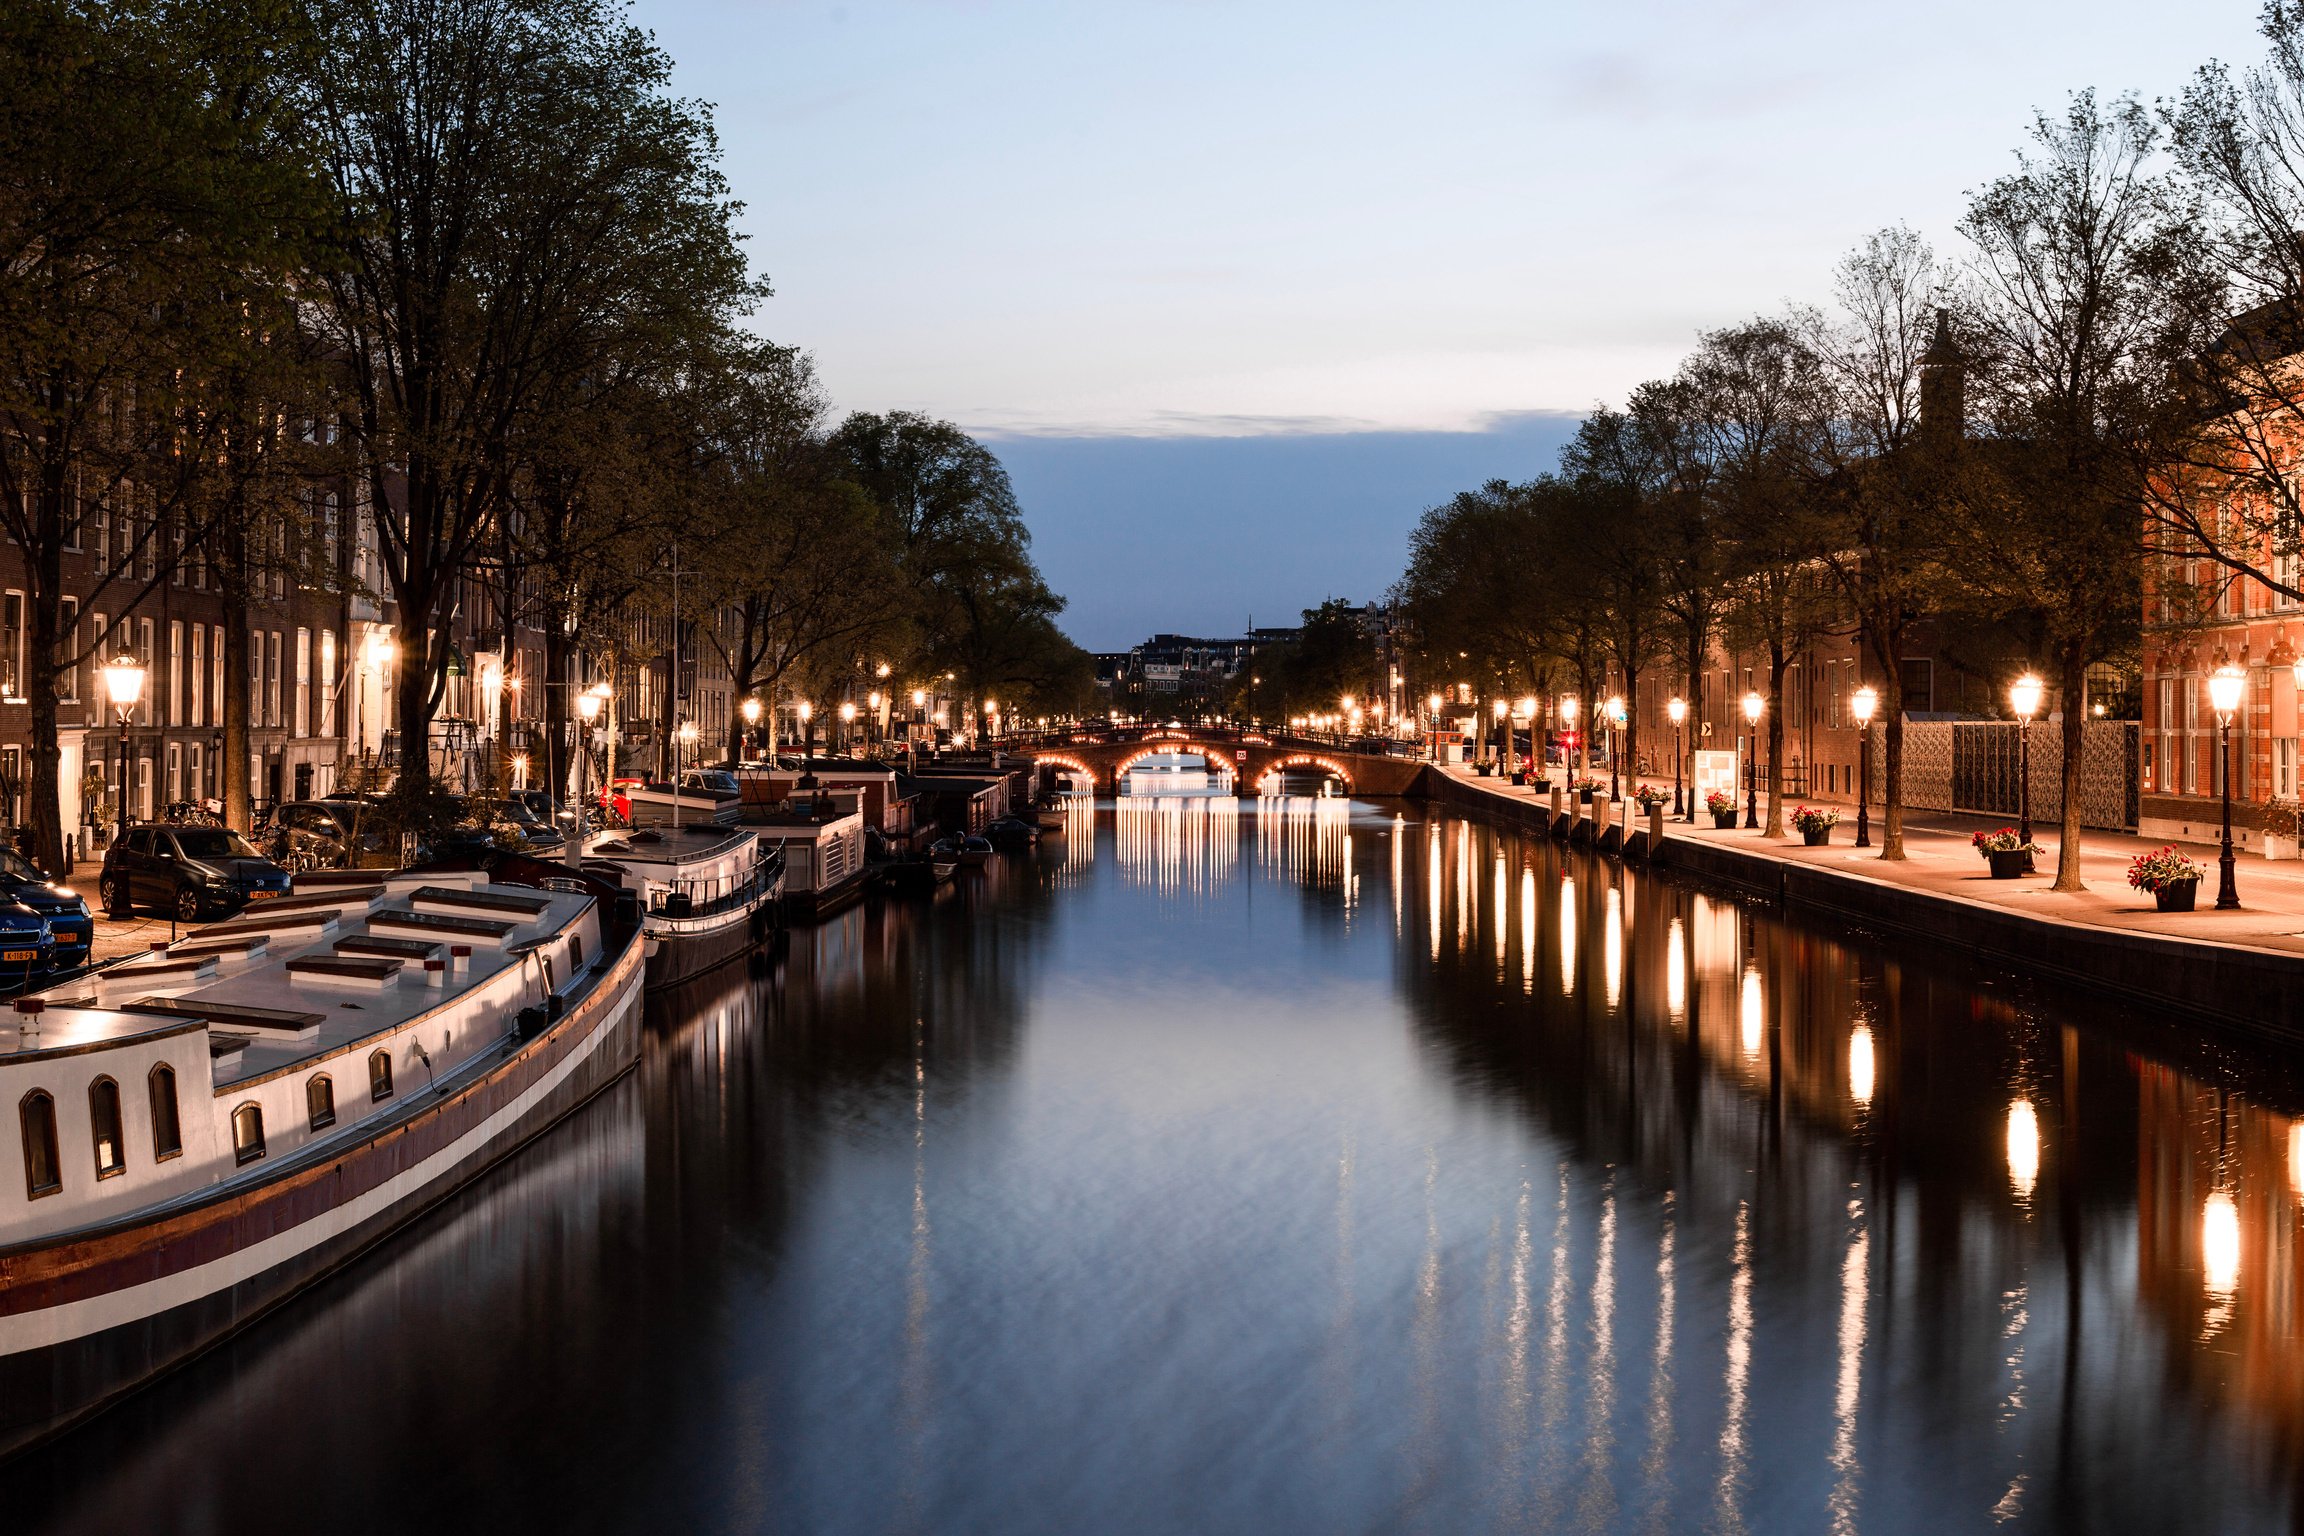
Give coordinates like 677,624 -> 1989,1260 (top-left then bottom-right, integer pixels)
1111,741 -> 1237,785
1253,753 -> 1356,793
1031,752 -> 1099,787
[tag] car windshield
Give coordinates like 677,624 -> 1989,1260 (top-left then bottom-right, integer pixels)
0,849 -> 38,882
172,830 -> 258,860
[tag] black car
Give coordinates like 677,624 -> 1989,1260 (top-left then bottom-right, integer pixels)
99,825 -> 291,921
0,897 -> 53,989
0,848 -> 92,969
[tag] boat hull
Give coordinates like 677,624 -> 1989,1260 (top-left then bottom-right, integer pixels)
641,883 -> 777,992
0,928 -> 647,1461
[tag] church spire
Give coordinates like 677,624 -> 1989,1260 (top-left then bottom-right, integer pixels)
1919,308 -> 1964,452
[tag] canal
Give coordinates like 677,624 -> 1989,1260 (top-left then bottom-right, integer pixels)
6,797 -> 2303,1533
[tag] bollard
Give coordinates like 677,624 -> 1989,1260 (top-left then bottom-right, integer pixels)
1649,802 -> 1665,843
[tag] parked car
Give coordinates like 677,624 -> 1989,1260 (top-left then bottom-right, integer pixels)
0,848 -> 92,970
99,824 -> 291,920
486,797 -> 565,853
262,799 -> 364,870
0,896 -> 54,989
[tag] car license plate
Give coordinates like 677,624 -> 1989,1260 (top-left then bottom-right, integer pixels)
5,949 -> 36,962
246,890 -> 279,902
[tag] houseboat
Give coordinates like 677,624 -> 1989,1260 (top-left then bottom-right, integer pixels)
749,799 -> 869,919
581,824 -> 782,990
0,857 -> 645,1459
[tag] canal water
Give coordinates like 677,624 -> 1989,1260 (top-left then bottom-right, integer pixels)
7,798 -> 2304,1534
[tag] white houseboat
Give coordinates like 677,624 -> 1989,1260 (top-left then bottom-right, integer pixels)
749,800 -> 869,919
581,825 -> 782,990
0,858 -> 645,1459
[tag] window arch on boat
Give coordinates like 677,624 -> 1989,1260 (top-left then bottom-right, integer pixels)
20,1090 -> 60,1198
307,1074 -> 336,1133
369,1049 -> 393,1102
148,1063 -> 182,1161
88,1076 -> 125,1180
231,1103 -> 265,1165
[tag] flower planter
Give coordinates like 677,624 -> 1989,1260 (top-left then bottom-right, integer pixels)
1579,789 -> 1595,805
2154,879 -> 2199,913
2265,833 -> 2300,861
1988,848 -> 2029,880
1712,810 -> 1739,830
1475,762 -> 1494,777
1801,826 -> 1831,847
1511,771 -> 1528,787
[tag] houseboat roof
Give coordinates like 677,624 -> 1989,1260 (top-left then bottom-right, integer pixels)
36,871 -> 595,1093
584,825 -> 757,868
0,1005 -> 205,1064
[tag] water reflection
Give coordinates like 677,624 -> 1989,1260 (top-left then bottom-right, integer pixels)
13,804 -> 2304,1533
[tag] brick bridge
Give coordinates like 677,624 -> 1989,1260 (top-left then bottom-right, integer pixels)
1012,727 -> 1434,798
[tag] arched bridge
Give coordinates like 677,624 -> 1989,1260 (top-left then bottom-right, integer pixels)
1009,726 -> 1434,798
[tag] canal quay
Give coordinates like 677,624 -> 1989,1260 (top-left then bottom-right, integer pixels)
8,782 -> 2304,1535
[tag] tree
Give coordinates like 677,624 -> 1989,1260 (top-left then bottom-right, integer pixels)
1804,228 -> 1964,860
0,0 -> 314,868
300,0 -> 752,800
1562,410 -> 1673,788
1686,317 -> 1838,836
1954,90 -> 2191,890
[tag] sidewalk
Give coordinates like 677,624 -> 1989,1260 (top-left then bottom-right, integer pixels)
64,858 -> 185,967
1435,765 -> 2304,963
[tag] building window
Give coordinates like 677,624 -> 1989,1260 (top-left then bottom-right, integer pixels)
56,597 -> 77,703
369,1049 -> 393,1102
307,1074 -> 336,1132
320,630 -> 338,737
165,741 -> 182,806
149,1064 -> 182,1160
137,618 -> 154,725
0,590 -> 21,701
267,631 -> 282,728
190,624 -> 206,727
231,1102 -> 265,1165
89,1076 -> 124,1179
21,1090 -> 60,1198
168,620 -> 182,726
294,628 -> 310,738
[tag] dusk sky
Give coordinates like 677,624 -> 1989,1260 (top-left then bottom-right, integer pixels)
633,0 -> 2267,649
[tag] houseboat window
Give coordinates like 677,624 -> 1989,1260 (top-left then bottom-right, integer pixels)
307,1074 -> 336,1132
20,1090 -> 60,1198
88,1076 -> 125,1179
148,1064 -> 182,1160
568,935 -> 583,972
369,1049 -> 393,1102
231,1103 -> 265,1165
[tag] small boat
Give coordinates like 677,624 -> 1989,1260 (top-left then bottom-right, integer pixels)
0,856 -> 645,1458
581,826 -> 782,991
944,835 -> 993,868
985,816 -> 1039,850
1032,800 -> 1072,833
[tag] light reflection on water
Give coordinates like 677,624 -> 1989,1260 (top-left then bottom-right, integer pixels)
9,803 -> 2304,1533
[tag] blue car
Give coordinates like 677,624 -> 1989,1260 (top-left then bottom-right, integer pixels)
0,896 -> 54,990
0,848 -> 92,971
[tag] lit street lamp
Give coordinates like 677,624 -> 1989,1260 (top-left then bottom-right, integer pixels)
1741,691 -> 1765,830
1667,696 -> 1688,818
1426,692 -> 1443,760
1559,694 -> 1580,777
101,655 -> 146,842
2010,672 -> 2044,860
796,701 -> 817,791
740,695 -> 762,762
570,686 -> 605,867
2210,664 -> 2246,910
839,699 -> 858,754
1851,685 -> 1878,849
1604,695 -> 1625,800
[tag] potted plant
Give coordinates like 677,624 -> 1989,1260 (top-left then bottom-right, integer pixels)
2127,845 -> 2205,911
1972,827 -> 2040,879
1705,789 -> 1738,829
1574,777 -> 1603,804
1791,804 -> 1839,846
1633,783 -> 1668,814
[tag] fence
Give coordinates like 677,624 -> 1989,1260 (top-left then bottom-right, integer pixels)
1881,720 -> 2138,831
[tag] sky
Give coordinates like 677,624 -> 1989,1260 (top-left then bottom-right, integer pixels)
631,0 -> 2271,649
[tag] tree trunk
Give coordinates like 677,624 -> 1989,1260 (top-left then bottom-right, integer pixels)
1765,646 -> 1789,837
543,621 -> 572,808
25,503 -> 64,875
394,598 -> 432,801
220,508 -> 253,835
1879,674 -> 1906,861
2052,646 -> 2088,893
1622,659 -> 1641,795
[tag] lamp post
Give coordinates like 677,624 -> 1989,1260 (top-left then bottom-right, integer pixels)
1426,693 -> 1442,760
1516,696 -> 1537,782
1604,695 -> 1626,800
1667,696 -> 1688,818
1851,685 -> 1878,849
2210,664 -> 2245,910
2010,672 -> 2044,856
796,701 -> 817,790
102,655 -> 146,842
1559,694 -> 1579,780
673,720 -> 699,828
839,700 -> 858,755
740,695 -> 762,762
570,686 -> 603,867
1742,691 -> 1764,830
1491,697 -> 1508,771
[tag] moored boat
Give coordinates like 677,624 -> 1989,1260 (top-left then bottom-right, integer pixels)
0,856 -> 645,1460
580,826 -> 782,990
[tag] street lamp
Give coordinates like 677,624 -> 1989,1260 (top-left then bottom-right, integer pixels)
2010,672 -> 2044,856
740,695 -> 762,762
1667,696 -> 1688,818
570,686 -> 604,867
1426,692 -> 1443,760
1491,696 -> 1508,770
1558,694 -> 1580,777
839,699 -> 858,754
102,655 -> 146,840
1516,696 -> 1537,782
797,701 -> 817,790
1850,685 -> 1878,849
1741,691 -> 1764,830
1604,695 -> 1626,800
2210,664 -> 2246,910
